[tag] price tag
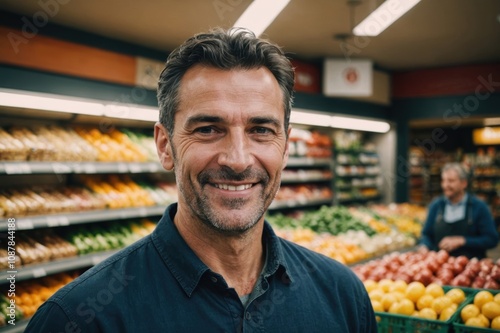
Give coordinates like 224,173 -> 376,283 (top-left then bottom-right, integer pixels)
46,216 -> 70,227
32,268 -> 47,278
4,163 -> 32,174
52,163 -> 71,174
117,163 -> 129,173
92,255 -> 105,265
17,219 -> 34,230
129,164 -> 142,173
84,164 -> 97,174
148,163 -> 160,173
138,207 -> 148,217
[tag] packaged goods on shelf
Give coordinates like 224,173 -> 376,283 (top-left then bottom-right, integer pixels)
289,128 -> 332,158
0,176 -> 177,218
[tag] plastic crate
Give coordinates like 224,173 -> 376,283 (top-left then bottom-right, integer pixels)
452,288 -> 500,332
374,286 -> 475,333
376,311 -> 453,333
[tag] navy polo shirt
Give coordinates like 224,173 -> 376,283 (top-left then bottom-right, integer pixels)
25,203 -> 377,332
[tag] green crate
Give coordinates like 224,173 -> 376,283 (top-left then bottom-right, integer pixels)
374,286 -> 475,333
453,323 -> 497,333
452,288 -> 500,332
376,311 -> 452,333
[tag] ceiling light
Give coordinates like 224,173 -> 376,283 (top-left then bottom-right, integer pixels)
233,0 -> 291,37
291,109 -> 390,133
484,117 -> 500,126
0,89 -> 159,121
353,0 -> 422,36
0,90 -> 104,116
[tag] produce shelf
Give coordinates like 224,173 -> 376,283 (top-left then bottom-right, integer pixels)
268,198 -> 333,210
285,157 -> 332,167
0,249 -> 119,284
281,175 -> 332,183
0,161 -> 166,175
0,319 -> 28,333
0,206 -> 166,231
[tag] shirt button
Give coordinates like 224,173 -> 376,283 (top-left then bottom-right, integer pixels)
211,276 -> 217,283
245,312 -> 252,320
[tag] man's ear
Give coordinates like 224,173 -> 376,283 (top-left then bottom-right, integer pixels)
154,122 -> 174,171
282,126 -> 292,170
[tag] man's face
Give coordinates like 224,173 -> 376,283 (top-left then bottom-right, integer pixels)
441,169 -> 467,202
158,65 -> 290,235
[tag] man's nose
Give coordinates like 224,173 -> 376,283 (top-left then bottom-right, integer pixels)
217,131 -> 254,173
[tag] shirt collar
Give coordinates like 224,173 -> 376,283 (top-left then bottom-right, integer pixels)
151,203 -> 290,297
445,193 -> 468,206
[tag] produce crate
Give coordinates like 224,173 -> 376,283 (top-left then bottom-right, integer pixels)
452,288 -> 500,333
375,287 -> 475,333
376,311 -> 452,333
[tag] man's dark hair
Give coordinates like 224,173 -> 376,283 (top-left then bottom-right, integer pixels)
157,27 -> 295,138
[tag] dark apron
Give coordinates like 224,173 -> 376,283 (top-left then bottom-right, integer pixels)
433,196 -> 483,259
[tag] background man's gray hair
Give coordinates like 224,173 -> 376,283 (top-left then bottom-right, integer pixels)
442,162 -> 469,181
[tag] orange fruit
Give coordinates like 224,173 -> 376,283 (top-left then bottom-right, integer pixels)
419,308 -> 438,320
439,306 -> 456,321
477,313 -> 490,327
381,293 -> 398,311
425,283 -> 445,298
494,293 -> 500,304
389,280 -> 408,293
491,316 -> 500,329
445,288 -> 466,305
465,317 -> 488,327
397,298 -> 415,316
482,301 -> 500,320
461,304 -> 481,322
371,300 -> 383,312
364,280 -> 378,293
417,294 -> 435,310
378,279 -> 393,293
369,289 -> 384,302
392,291 -> 406,301
405,281 -> 426,303
432,296 -> 453,315
474,290 -> 494,309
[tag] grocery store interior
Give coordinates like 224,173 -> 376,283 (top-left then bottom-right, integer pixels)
0,0 -> 500,331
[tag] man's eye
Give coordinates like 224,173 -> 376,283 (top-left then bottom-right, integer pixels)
195,126 -> 216,134
253,127 -> 274,134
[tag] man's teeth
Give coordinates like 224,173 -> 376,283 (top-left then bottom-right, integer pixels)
215,184 -> 253,191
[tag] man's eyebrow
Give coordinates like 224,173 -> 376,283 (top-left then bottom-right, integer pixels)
185,114 -> 224,127
249,116 -> 281,128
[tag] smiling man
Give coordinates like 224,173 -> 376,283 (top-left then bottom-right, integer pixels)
25,28 -> 377,332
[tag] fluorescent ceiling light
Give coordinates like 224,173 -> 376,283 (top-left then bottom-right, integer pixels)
484,117 -> 500,126
0,89 -> 159,122
291,109 -> 390,133
0,90 -> 104,116
233,0 -> 291,37
353,0 -> 422,36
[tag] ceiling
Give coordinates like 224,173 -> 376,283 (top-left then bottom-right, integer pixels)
1,0 -> 500,71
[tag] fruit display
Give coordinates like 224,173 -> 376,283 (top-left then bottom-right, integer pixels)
268,205 -> 416,260
12,272 -> 78,320
275,227 -> 367,264
364,279 -> 468,321
289,128 -> 332,158
0,294 -> 23,327
0,176 -> 178,218
455,290 -> 500,329
352,247 -> 500,289
64,219 -> 156,255
273,184 -> 332,204
367,203 -> 425,238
